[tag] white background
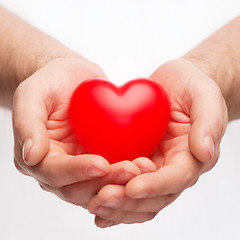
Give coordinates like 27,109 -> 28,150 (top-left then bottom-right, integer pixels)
0,0 -> 240,239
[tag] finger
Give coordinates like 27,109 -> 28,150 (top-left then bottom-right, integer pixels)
189,75 -> 228,163
53,161 -> 141,206
31,154 -> 110,187
91,184 -> 180,213
94,211 -> 157,228
132,157 -> 157,173
13,80 -> 50,166
125,152 -> 202,199
14,133 -> 111,186
14,135 -> 32,176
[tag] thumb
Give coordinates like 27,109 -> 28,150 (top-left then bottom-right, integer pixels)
13,81 -> 49,166
188,79 -> 228,163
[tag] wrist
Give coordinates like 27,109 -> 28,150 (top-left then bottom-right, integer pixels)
0,6 -> 83,108
182,16 -> 240,121
183,47 -> 238,121
15,46 -> 81,85
1,49 -> 81,108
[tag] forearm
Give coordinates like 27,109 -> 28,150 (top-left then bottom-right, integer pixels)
183,16 -> 240,121
0,6 -> 79,108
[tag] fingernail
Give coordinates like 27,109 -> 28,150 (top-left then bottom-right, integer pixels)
22,138 -> 33,165
203,136 -> 214,159
87,167 -> 105,177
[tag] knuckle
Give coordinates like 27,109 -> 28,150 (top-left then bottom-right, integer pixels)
182,171 -> 195,190
214,117 -> 224,134
184,172 -> 200,190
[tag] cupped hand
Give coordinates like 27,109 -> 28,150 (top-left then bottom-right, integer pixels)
12,57 -> 142,208
87,58 -> 228,227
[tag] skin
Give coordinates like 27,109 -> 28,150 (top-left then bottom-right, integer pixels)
13,58 -> 146,208
88,59 -> 228,227
0,7 -> 149,209
0,6 -> 240,228
87,16 -> 240,227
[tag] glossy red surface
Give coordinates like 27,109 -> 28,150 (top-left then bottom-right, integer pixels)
69,78 -> 170,164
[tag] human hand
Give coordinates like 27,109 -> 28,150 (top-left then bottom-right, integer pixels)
87,59 -> 228,227
12,57 -> 143,208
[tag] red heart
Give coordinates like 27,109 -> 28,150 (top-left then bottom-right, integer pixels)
69,78 -> 170,164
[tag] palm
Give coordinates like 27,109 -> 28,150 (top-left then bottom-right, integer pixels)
88,59 -> 228,227
13,57 -> 112,188
46,103 -> 84,157
40,58 -> 107,158
151,104 -> 191,170
149,59 -> 222,177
